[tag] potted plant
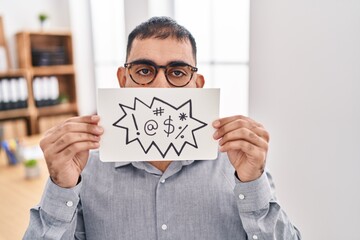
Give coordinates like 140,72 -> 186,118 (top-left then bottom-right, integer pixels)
38,13 -> 49,30
24,159 -> 40,179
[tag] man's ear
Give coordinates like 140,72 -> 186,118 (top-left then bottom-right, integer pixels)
195,74 -> 205,88
117,67 -> 127,87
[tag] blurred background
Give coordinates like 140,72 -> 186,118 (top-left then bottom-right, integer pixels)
0,0 -> 359,239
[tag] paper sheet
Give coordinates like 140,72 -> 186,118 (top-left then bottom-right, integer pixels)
97,88 -> 220,162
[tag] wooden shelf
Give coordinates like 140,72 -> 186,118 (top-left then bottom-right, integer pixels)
32,65 -> 74,75
19,30 -> 72,36
0,69 -> 27,77
0,31 -> 78,138
37,103 -> 77,116
0,108 -> 30,120
0,16 -> 12,69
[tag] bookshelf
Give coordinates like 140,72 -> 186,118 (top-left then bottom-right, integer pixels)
0,16 -> 11,69
0,31 -> 78,138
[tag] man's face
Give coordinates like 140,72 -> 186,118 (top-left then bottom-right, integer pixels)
117,37 -> 204,88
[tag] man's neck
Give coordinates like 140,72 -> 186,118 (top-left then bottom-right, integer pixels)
148,161 -> 172,172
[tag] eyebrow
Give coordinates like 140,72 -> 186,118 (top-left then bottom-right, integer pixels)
128,59 -> 191,67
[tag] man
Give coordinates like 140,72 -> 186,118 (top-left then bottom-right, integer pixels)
24,17 -> 301,239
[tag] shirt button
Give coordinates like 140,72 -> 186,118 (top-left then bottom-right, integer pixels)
66,201 -> 74,207
252,234 -> 258,239
238,194 -> 245,200
160,179 -> 166,183
161,224 -> 167,230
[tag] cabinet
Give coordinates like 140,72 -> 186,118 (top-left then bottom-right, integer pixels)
0,31 -> 78,138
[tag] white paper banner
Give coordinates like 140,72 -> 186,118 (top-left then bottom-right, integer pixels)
97,88 -> 220,162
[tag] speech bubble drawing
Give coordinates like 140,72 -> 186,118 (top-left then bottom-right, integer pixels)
97,88 -> 220,162
113,97 -> 207,158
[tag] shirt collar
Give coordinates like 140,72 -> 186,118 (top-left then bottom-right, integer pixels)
114,162 -> 132,168
114,160 -> 195,169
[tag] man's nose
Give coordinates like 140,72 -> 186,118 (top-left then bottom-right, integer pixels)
151,69 -> 171,88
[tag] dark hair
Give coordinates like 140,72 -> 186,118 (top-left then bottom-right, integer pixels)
126,16 -> 197,63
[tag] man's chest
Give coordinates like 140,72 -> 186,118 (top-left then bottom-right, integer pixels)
81,160 -> 246,239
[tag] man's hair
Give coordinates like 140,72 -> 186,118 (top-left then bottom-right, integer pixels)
126,16 -> 197,63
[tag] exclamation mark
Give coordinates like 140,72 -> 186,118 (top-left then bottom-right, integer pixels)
132,114 -> 140,135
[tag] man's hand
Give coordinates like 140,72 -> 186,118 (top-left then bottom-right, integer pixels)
213,115 -> 269,182
40,115 -> 104,188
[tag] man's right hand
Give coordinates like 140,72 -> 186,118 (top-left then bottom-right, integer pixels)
40,115 -> 104,188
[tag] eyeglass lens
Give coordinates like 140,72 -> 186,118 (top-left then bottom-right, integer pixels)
129,63 -> 194,87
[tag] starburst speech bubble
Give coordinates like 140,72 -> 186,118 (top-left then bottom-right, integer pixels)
97,88 -> 220,162
113,97 -> 207,158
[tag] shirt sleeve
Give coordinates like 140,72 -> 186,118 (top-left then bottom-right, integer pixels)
23,177 -> 86,240
233,171 -> 302,240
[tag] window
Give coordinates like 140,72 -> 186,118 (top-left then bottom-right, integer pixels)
90,0 -> 126,88
174,0 -> 250,116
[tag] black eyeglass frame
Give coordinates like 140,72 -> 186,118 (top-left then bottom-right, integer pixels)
124,60 -> 198,87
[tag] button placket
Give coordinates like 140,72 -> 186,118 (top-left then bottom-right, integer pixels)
161,224 -> 167,230
238,194 -> 245,200
156,176 -> 170,238
66,201 -> 74,207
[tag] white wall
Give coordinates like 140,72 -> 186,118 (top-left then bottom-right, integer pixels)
250,0 -> 360,239
0,0 -> 70,68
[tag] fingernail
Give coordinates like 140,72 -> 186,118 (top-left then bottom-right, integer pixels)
91,115 -> 100,121
95,126 -> 103,133
213,120 -> 220,128
213,131 -> 218,139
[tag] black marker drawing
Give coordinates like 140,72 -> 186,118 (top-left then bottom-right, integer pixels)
132,114 -> 140,135
144,120 -> 158,136
113,97 -> 207,158
153,107 -> 164,116
175,125 -> 188,139
163,115 -> 174,137
179,112 -> 187,121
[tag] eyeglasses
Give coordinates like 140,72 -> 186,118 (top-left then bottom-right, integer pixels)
124,60 -> 198,87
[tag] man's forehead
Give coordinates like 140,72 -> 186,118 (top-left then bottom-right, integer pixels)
128,37 -> 195,65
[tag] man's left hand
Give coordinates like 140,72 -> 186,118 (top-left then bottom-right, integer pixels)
213,115 -> 270,182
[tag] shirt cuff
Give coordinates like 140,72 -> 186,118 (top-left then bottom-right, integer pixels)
233,171 -> 272,213
40,177 -> 82,222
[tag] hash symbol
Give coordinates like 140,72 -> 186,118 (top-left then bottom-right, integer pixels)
153,107 -> 164,116
179,112 -> 187,121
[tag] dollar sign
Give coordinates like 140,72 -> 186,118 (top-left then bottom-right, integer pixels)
163,115 -> 175,137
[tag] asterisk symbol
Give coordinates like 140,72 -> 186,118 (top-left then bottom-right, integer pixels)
179,112 -> 187,121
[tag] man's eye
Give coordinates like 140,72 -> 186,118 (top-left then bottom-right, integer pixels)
169,69 -> 187,78
133,66 -> 155,76
137,68 -> 152,76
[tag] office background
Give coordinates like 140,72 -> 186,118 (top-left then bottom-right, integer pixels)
1,0 -> 359,239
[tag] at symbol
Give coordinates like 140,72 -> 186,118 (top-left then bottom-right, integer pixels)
144,120 -> 158,136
